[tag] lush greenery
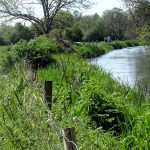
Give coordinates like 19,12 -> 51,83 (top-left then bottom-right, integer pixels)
3,35 -> 139,68
38,54 -> 150,149
11,36 -> 64,69
0,36 -> 149,149
0,23 -> 34,45
0,0 -> 149,148
0,1 -> 149,45
73,40 -> 139,58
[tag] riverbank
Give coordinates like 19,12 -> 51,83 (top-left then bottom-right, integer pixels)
73,40 -> 139,58
0,40 -> 149,149
38,54 -> 150,149
1,56 -> 150,149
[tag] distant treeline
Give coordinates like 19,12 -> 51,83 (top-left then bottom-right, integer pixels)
0,4 -> 149,45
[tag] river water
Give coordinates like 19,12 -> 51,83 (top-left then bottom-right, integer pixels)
90,46 -> 150,94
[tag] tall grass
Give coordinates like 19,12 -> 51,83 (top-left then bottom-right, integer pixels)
38,54 -> 150,149
0,62 -> 64,149
0,41 -> 149,149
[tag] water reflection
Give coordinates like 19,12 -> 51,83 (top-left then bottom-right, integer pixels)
90,46 -> 150,94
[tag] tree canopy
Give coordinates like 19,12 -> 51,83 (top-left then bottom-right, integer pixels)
0,0 -> 92,34
122,0 -> 150,42
1,0 -> 149,44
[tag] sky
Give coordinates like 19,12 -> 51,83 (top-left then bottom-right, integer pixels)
34,0 -> 124,17
34,0 -> 123,17
83,0 -> 123,16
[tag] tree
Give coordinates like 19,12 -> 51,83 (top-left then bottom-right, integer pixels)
63,25 -> 83,42
122,0 -> 150,41
83,17 -> 105,41
0,23 -> 34,45
122,0 -> 150,30
77,13 -> 105,42
0,24 -> 16,45
53,10 -> 74,29
0,0 -> 92,34
10,23 -> 34,43
102,8 -> 128,40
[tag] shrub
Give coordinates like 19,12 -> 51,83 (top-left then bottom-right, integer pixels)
0,49 -> 16,72
48,29 -> 63,41
73,40 -> 140,59
140,32 -> 150,45
73,43 -> 105,58
12,37 -> 55,69
63,26 -> 83,42
110,41 -> 127,49
29,35 -> 64,53
125,40 -> 139,47
97,42 -> 113,52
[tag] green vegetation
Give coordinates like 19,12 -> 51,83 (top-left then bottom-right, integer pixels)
0,36 -> 149,149
0,2 -> 149,46
0,0 -> 149,149
4,35 -> 139,68
0,23 -> 33,45
0,1 -> 149,48
38,54 -> 150,149
12,36 -> 64,69
140,31 -> 150,45
73,40 -> 139,58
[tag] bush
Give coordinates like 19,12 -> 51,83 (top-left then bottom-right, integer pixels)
48,29 -> 62,41
63,26 -> 83,42
0,49 -> 16,72
97,42 -> 113,52
140,32 -> 150,45
73,43 -> 105,58
110,41 -> 127,49
29,35 -> 64,53
125,40 -> 139,47
73,40 -> 140,59
12,36 -> 61,69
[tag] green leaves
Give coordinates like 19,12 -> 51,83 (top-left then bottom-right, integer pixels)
88,92 -> 125,134
11,35 -> 65,69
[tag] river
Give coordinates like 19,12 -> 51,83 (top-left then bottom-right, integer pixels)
90,46 -> 150,95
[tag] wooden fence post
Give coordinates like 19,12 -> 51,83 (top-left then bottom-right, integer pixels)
62,127 -> 77,150
44,80 -> 53,110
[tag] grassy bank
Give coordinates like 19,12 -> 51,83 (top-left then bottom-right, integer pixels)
0,52 -> 150,149
38,54 -> 150,149
0,39 -> 149,149
73,40 -> 139,58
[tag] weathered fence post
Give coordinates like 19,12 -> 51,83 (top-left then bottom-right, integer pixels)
44,80 -> 53,110
62,127 -> 77,150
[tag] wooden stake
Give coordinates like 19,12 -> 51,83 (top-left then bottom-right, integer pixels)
44,80 -> 52,110
62,127 -> 77,150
